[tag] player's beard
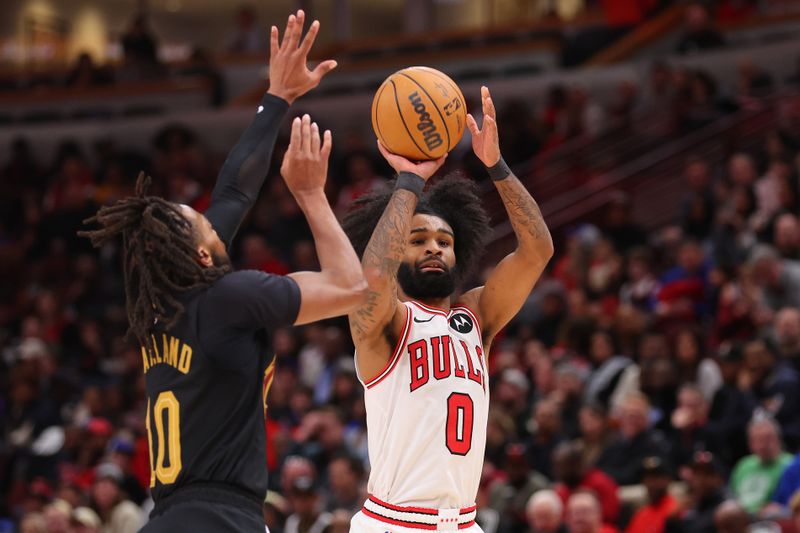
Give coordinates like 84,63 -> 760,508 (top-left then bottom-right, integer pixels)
212,249 -> 232,270
397,261 -> 456,300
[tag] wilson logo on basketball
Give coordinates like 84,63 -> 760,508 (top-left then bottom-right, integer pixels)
408,91 -> 443,151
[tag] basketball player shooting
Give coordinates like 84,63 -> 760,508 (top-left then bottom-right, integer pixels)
343,86 -> 554,532
80,11 -> 367,533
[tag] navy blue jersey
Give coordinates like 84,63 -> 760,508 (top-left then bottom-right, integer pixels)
143,270 -> 299,502
141,93 -> 299,506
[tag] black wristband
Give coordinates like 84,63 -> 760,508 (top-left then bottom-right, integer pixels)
396,172 -> 425,198
486,157 -> 512,181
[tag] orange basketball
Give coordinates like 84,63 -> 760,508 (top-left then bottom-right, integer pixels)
371,66 -> 467,161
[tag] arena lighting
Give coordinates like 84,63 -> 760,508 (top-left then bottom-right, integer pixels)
69,6 -> 107,61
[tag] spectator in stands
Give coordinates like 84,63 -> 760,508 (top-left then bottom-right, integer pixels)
280,456 -> 317,497
225,5 -> 266,53
656,240 -> 710,326
683,70 -> 734,132
772,449 -> 800,509
638,356 -> 679,432
680,156 -> 717,240
18,513 -> 47,533
91,463 -> 143,533
42,499 -> 71,533
665,451 -> 727,533
527,397 -> 566,480
625,456 -> 677,533
749,245 -> 800,313
553,442 -> 619,526
574,404 -> 613,469
618,247 -> 659,313
728,152 -> 759,188
673,328 -> 721,401
709,342 -> 756,465
584,329 -> 636,410
325,454 -> 364,514
774,307 -> 800,372
489,443 -> 549,533
730,416 -> 792,514
526,490 -> 565,533
71,506 -> 102,533
284,477 -> 331,533
752,159 -> 794,235
741,337 -> 800,446
676,2 -> 725,55
601,193 -> 647,255
565,491 -> 617,533
120,14 -> 161,80
597,393 -> 670,486
586,239 -> 623,300
774,214 -> 800,260
552,362 -> 587,439
669,383 -> 723,469
712,500 -> 749,533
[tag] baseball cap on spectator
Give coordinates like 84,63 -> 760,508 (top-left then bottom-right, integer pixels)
71,507 -> 101,528
95,462 -> 124,484
640,456 -> 670,479
689,451 -> 724,475
505,443 -> 528,465
85,418 -> 113,437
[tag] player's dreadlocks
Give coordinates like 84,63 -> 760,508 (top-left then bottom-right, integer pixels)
79,172 -> 229,356
343,173 -> 491,282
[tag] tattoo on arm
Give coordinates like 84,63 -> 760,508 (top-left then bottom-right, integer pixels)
494,174 -> 551,247
350,190 -> 417,341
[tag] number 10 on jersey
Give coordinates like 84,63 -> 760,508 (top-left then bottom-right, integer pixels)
146,391 -> 183,486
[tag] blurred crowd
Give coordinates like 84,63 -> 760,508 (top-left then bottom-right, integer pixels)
5,6 -> 800,533
0,0 -> 770,102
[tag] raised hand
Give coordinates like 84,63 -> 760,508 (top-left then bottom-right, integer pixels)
267,10 -> 337,104
281,114 -> 332,197
466,86 -> 501,167
376,141 -> 446,182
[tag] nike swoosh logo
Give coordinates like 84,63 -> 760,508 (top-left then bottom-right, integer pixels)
413,316 -> 434,323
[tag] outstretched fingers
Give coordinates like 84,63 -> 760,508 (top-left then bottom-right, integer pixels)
466,113 -> 481,137
299,19 -> 320,57
321,129 -> 332,159
481,86 -> 496,119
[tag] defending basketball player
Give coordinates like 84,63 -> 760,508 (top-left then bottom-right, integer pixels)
81,11 -> 366,533
343,86 -> 554,532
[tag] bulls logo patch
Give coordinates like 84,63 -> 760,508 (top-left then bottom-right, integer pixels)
449,313 -> 473,334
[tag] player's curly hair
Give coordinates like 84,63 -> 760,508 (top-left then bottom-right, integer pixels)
343,173 -> 490,282
79,172 -> 229,356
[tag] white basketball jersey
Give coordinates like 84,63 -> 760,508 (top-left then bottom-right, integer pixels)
356,300 -> 489,509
